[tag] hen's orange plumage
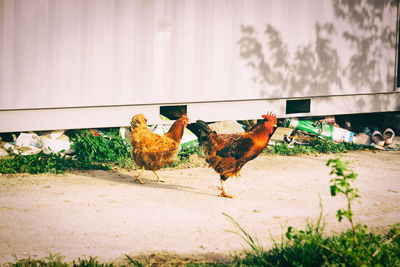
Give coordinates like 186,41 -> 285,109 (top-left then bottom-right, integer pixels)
130,113 -> 189,183
190,112 -> 277,198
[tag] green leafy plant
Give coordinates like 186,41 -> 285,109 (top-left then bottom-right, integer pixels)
178,143 -> 204,159
327,157 -> 360,247
1,127 -> 368,174
6,222 -> 400,266
310,138 -> 362,153
10,254 -> 116,267
10,253 -> 68,267
0,151 -> 75,174
169,144 -> 204,168
223,212 -> 265,257
265,137 -> 364,156
219,158 -> 400,266
0,149 -> 109,174
266,142 -> 314,155
72,257 -> 115,267
223,213 -> 400,266
70,129 -> 131,165
125,254 -> 144,267
223,200 -> 328,266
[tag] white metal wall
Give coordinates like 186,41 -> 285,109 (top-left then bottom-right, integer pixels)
0,0 -> 398,132
0,0 -> 397,109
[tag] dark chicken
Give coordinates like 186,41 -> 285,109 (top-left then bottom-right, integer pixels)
190,112 -> 277,198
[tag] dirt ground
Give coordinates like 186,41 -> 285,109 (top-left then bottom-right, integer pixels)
1,150 -> 400,265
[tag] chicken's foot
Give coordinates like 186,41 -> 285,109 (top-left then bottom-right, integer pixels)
218,178 -> 236,198
152,171 -> 167,183
235,172 -> 242,179
136,167 -> 145,184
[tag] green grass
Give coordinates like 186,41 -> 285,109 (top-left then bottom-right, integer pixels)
217,157 -> 400,267
1,129 -> 366,174
0,151 -> 73,174
0,129 -> 127,174
220,217 -> 400,267
0,150 -> 110,175
9,254 -> 118,267
168,143 -> 204,168
265,137 -> 365,156
70,129 -> 131,166
9,222 -> 400,266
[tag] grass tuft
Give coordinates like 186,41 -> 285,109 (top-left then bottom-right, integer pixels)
0,130 -> 367,174
265,137 -> 365,156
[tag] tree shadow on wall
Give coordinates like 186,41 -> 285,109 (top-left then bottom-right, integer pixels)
334,0 -> 398,113
238,0 -> 397,112
334,0 -> 397,92
238,23 -> 342,98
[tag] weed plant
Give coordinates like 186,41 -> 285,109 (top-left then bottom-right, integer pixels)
10,254 -> 116,267
265,137 -> 364,156
0,130 -> 366,174
0,150 -> 110,174
8,221 -> 400,267
0,151 -> 76,174
309,138 -> 363,153
70,129 -> 131,165
327,157 -> 360,246
266,142 -> 314,155
224,216 -> 400,266
0,129 -> 128,174
169,144 -> 204,168
219,158 -> 400,266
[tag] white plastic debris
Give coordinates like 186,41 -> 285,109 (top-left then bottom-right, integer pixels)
1,141 -> 41,155
39,131 -> 74,155
208,120 -> 245,134
149,124 -> 167,136
47,130 -> 65,140
179,128 -> 198,149
268,127 -> 294,145
0,147 -> 9,157
2,142 -> 14,150
7,132 -> 42,155
148,117 -> 198,149
15,132 -> 41,148
119,127 -> 131,139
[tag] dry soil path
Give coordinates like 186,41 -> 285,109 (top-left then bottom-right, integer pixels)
0,151 -> 400,264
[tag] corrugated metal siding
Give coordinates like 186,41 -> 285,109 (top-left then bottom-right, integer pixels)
0,0 -> 398,111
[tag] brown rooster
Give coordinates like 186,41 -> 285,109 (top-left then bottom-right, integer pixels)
130,113 -> 189,183
190,112 -> 277,198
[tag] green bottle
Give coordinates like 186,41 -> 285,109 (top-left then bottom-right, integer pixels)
285,118 -> 356,143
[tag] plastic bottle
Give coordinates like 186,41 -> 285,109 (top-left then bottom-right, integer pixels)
285,118 -> 356,143
331,127 -> 357,143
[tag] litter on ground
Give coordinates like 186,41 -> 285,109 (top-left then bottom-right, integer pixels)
0,113 -> 399,159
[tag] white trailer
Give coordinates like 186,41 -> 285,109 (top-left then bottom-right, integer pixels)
1,0 -> 399,132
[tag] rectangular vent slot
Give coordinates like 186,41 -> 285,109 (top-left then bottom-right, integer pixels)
286,99 -> 311,114
160,105 -> 187,120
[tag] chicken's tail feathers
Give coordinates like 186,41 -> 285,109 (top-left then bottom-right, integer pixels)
195,120 -> 212,133
187,120 -> 212,142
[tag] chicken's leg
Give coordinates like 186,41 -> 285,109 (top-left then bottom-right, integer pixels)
152,171 -> 167,183
218,178 -> 236,198
136,167 -> 145,184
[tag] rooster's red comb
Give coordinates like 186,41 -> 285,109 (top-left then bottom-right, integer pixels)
181,114 -> 189,120
261,112 -> 277,125
261,111 -> 276,119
